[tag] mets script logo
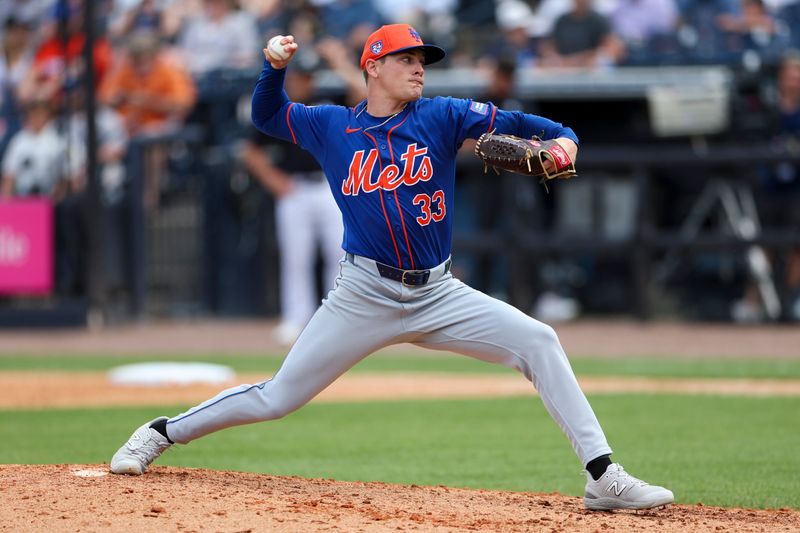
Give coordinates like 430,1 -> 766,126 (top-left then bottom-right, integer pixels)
371,41 -> 383,55
408,27 -> 422,42
342,143 -> 432,196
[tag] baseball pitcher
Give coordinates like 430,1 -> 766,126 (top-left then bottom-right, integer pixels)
110,24 -> 674,511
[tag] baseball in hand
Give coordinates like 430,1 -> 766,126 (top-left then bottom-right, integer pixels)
268,36 -> 290,61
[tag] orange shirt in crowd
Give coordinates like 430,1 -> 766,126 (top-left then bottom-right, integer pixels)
99,56 -> 197,131
34,34 -> 112,83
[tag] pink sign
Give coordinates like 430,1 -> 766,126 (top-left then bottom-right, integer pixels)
0,199 -> 54,295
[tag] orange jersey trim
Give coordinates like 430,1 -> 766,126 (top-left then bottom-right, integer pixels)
487,104 -> 497,132
386,114 -> 415,269
286,103 -> 298,144
363,130 -> 403,268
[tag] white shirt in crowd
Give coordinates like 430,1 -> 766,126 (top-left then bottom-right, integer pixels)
1,122 -> 65,197
178,9 -> 260,76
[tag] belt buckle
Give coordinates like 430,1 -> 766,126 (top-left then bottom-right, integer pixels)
401,269 -> 430,286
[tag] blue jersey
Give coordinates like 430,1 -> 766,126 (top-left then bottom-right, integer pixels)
252,61 -> 578,269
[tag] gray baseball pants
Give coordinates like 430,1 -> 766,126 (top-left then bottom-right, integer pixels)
166,254 -> 613,466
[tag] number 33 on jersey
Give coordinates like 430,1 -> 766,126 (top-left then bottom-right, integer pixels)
342,143 -> 444,227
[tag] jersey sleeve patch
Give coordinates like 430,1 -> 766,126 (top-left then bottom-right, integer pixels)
469,101 -> 489,115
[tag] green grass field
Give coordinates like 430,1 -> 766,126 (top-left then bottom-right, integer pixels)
2,351 -> 800,379
1,353 -> 798,510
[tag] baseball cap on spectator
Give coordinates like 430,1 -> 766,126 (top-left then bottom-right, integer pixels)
360,24 -> 446,69
495,0 -> 534,32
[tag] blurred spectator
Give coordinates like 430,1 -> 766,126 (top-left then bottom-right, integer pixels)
109,0 -> 169,42
284,10 -> 320,58
239,0 -> 292,36
371,0 -> 457,50
174,0 -> 260,77
18,1 -> 113,105
718,0 -> 790,67
315,36 -> 367,107
0,17 -> 36,94
610,0 -> 680,64
100,31 -> 196,206
676,0 -> 741,64
528,0 -> 571,40
676,0 -> 740,14
529,0 -> 618,39
480,0 -> 538,68
161,0 -> 197,39
311,0 -> 382,53
100,32 -> 195,135
719,0 -> 775,35
763,0 -> 796,8
778,1 -> 800,49
611,0 -> 678,43
0,98 -> 65,199
480,56 -> 524,111
538,0 -> 625,68
456,0 -> 496,29
0,0 -> 54,38
239,55 -> 346,346
0,16 -> 37,161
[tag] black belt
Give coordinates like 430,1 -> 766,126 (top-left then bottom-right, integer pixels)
346,253 -> 451,286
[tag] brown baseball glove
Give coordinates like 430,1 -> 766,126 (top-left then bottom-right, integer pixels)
474,132 -> 577,184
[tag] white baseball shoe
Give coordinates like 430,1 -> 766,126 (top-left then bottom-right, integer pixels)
110,417 -> 172,475
583,463 -> 674,510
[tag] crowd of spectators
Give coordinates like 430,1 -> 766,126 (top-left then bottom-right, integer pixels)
0,0 -> 799,319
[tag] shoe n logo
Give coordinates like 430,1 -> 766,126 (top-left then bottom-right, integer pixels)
607,481 -> 627,496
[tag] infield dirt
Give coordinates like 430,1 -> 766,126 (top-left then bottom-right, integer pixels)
2,464 -> 798,533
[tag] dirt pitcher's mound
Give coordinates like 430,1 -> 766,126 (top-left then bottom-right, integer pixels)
2,465 -> 797,533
